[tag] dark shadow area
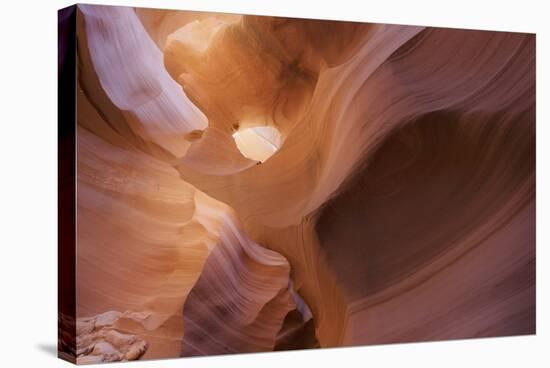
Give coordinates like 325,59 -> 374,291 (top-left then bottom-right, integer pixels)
36,343 -> 58,357
316,110 -> 535,300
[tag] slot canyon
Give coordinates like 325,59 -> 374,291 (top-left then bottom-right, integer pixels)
58,4 -> 535,363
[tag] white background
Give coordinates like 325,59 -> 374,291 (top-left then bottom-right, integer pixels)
0,0 -> 548,366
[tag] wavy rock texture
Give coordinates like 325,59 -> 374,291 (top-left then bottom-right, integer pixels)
73,4 -> 535,363
181,215 -> 296,356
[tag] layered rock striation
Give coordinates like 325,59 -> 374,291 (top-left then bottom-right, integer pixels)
71,4 -> 535,363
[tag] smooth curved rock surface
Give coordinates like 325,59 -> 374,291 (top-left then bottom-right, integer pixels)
181,211 -> 295,356
72,4 -> 536,361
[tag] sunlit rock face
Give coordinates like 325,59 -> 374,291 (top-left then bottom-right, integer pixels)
233,126 -> 282,162
68,4 -> 535,363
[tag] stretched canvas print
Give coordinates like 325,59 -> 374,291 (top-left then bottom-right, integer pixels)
58,3 -> 536,364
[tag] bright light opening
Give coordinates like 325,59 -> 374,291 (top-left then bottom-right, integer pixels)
232,126 -> 282,163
